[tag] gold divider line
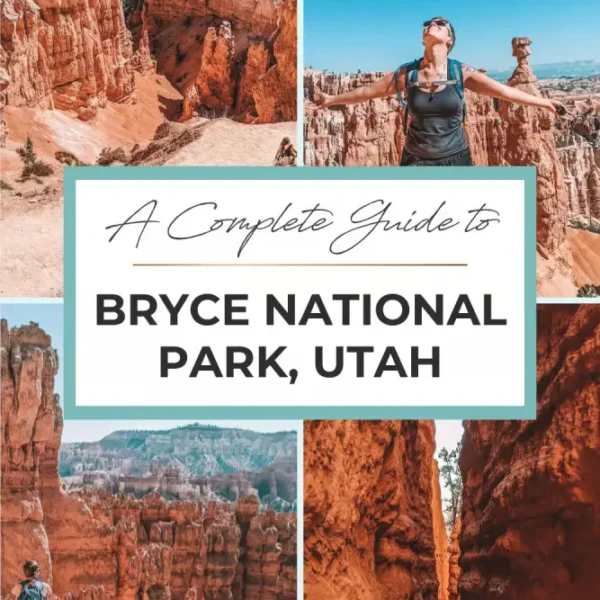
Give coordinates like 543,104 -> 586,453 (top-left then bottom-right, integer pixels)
132,263 -> 469,267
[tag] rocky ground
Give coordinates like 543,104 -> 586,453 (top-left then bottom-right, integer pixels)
304,39 -> 600,297
537,74 -> 600,96
1,319 -> 297,599
0,0 -> 297,298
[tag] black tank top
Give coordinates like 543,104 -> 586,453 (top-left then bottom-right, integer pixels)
404,84 -> 468,159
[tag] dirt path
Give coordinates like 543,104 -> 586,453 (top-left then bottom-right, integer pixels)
163,120 -> 297,165
0,202 -> 63,297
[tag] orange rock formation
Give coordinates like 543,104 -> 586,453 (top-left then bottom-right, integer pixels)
304,420 -> 442,600
252,0 -> 297,123
431,460 -> 449,600
304,70 -> 403,166
448,519 -> 460,600
1,0 -> 136,121
0,0 -> 296,129
1,319 -> 297,599
458,305 -> 600,599
137,0 -> 297,123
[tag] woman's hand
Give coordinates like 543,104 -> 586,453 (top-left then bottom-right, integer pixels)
313,91 -> 334,109
548,99 -> 572,118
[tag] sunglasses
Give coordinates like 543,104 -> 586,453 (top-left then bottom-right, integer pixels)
423,19 -> 449,28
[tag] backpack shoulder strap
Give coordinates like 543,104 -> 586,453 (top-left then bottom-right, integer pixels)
448,58 -> 467,124
393,59 -> 420,109
448,59 -> 464,97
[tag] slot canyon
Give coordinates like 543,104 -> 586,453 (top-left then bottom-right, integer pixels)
304,306 -> 600,599
1,319 -> 297,599
304,37 -> 600,297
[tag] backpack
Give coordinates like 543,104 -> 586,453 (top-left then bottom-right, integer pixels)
393,58 -> 466,134
17,580 -> 45,600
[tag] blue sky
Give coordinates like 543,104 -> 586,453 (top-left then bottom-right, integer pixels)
305,0 -> 600,73
0,302 -> 298,442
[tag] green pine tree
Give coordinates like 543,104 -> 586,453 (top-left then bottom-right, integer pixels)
17,136 -> 37,169
439,442 -> 463,530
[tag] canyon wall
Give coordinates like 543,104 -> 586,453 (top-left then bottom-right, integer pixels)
1,0 -> 296,125
447,520 -> 460,600
304,39 -> 600,294
132,0 -> 296,123
431,460 -> 449,600
1,0 -> 136,121
304,420 -> 441,600
555,111 -> 600,223
303,70 -> 403,166
459,304 -> 600,599
59,419 -> 297,511
1,319 -> 297,599
1,320 -> 60,589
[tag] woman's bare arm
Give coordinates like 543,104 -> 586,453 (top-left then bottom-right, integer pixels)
463,67 -> 566,114
312,71 -> 400,108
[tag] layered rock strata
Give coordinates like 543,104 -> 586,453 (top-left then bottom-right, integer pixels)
1,0 -> 136,121
304,420 -> 440,600
431,461 -> 449,600
448,520 -> 460,600
555,109 -> 600,225
459,305 -> 600,599
133,0 -> 296,123
1,319 -> 297,599
252,0 -> 297,123
303,69 -> 403,166
1,0 -> 296,125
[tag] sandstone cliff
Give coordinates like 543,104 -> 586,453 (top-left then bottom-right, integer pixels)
60,421 -> 297,511
132,0 -> 296,123
1,319 -> 59,588
1,0 -> 296,127
447,520 -> 460,600
555,110 -> 600,225
304,69 -> 403,166
1,0 -> 136,121
459,305 -> 600,599
304,420 -> 441,600
1,319 -> 297,599
252,0 -> 297,123
431,461 -> 449,600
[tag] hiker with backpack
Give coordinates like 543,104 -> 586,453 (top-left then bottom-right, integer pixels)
9,560 -> 52,600
312,16 -> 569,166
274,137 -> 298,165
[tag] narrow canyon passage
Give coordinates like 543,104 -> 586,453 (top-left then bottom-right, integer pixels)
304,305 -> 600,600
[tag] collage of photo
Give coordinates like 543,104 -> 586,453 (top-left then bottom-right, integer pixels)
1,1 -> 599,599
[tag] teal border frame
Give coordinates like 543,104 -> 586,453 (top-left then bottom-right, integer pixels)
64,165 -> 537,420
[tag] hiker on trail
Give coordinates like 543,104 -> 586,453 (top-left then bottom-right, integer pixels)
274,137 -> 297,165
9,560 -> 52,600
312,17 -> 570,166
